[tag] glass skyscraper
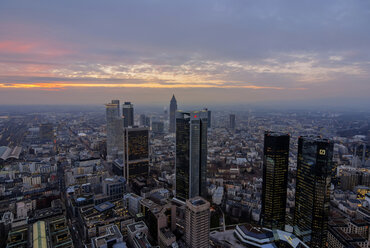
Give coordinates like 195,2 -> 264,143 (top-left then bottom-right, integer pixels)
123,127 -> 149,183
294,136 -> 334,248
122,102 -> 134,127
175,110 -> 208,202
106,100 -> 124,162
261,132 -> 290,230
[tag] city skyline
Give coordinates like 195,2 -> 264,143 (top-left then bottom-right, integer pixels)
0,1 -> 370,107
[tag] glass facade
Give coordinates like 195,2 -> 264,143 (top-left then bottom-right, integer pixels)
176,113 -> 190,201
175,110 -> 208,202
106,102 -> 124,162
127,130 -> 149,160
261,132 -> 290,230
124,127 -> 149,181
122,102 -> 134,127
294,136 -> 333,248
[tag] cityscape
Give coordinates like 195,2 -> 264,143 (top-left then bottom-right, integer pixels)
0,1 -> 370,248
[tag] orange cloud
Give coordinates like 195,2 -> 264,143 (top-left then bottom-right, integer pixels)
0,82 -> 285,90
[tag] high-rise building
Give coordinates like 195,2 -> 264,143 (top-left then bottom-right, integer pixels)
261,132 -> 290,230
169,95 -> 177,133
207,109 -> 212,128
123,127 -> 149,183
175,110 -> 207,201
106,101 -> 124,162
111,99 -> 120,115
185,196 -> 210,248
294,136 -> 334,248
122,102 -> 134,127
229,114 -> 235,130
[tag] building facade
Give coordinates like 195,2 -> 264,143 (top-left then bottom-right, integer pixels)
294,136 -> 334,248
185,197 -> 210,248
106,101 -> 124,162
124,127 -> 149,183
175,110 -> 208,201
261,131 -> 290,230
122,102 -> 134,127
169,95 -> 177,133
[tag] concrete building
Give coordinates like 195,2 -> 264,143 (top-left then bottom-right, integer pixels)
185,196 -> 210,248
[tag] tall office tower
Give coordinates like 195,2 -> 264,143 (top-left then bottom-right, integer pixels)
185,196 -> 210,248
123,127 -> 149,183
294,136 -> 334,248
169,94 -> 177,133
261,132 -> 290,230
229,114 -> 236,130
106,102 -> 124,162
122,102 -> 134,127
207,109 -> 212,128
111,99 -> 120,116
175,110 -> 208,201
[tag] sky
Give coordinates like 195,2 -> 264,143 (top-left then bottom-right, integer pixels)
0,0 -> 369,108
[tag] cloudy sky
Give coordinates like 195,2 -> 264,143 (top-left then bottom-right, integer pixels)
0,0 -> 369,107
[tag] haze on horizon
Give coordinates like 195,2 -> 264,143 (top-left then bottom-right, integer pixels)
0,0 -> 369,107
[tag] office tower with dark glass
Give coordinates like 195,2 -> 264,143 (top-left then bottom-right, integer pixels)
229,114 -> 235,130
169,94 -> 177,133
122,102 -> 134,127
261,132 -> 290,230
207,109 -> 211,128
294,136 -> 334,248
123,127 -> 149,183
106,101 -> 124,162
175,110 -> 208,202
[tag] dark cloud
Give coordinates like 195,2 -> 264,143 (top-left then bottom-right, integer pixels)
0,0 -> 369,106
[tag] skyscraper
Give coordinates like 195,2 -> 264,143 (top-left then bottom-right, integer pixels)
175,110 -> 208,202
294,136 -> 334,248
106,101 -> 124,162
123,127 -> 149,183
207,109 -> 211,128
229,114 -> 235,130
122,102 -> 134,127
261,132 -> 290,230
185,196 -> 210,248
111,99 -> 120,115
169,95 -> 177,133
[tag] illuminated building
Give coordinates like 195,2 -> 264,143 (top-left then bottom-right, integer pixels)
123,127 -> 149,183
122,102 -> 134,127
261,131 -> 290,230
169,94 -> 177,133
294,136 -> 334,248
175,110 -> 208,201
6,216 -> 73,248
185,196 -> 210,248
